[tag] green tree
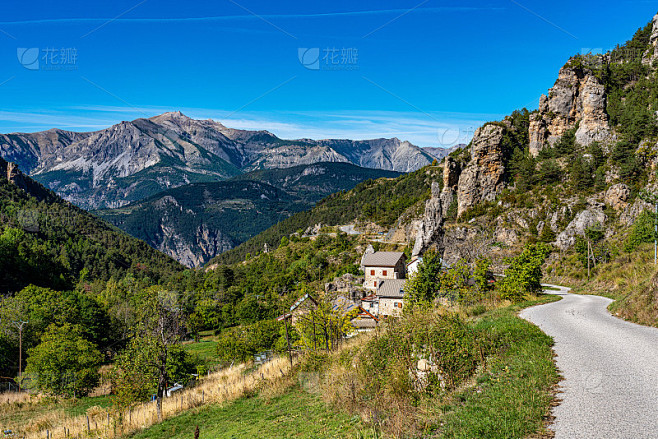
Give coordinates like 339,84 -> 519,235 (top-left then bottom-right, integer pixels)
294,300 -> 355,352
570,155 -> 593,191
538,159 -> 562,185
498,243 -> 551,302
554,127 -> 577,157
128,286 -> 187,420
215,319 -> 283,362
405,250 -> 443,304
624,210 -> 656,252
111,337 -> 157,408
24,323 -> 102,397
473,258 -> 493,294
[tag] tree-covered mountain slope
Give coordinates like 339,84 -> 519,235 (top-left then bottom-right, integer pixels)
0,112 -> 433,210
210,165 -> 442,265
228,161 -> 401,202
0,157 -> 184,295
97,163 -> 401,267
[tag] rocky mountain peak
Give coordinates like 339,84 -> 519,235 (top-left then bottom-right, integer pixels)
529,63 -> 611,156
150,111 -> 191,122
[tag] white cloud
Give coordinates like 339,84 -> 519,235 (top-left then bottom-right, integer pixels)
0,106 -> 502,147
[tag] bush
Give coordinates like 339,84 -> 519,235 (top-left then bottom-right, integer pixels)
216,319 -> 282,364
498,243 -> 551,302
25,323 -> 102,397
358,309 -> 479,396
625,210 -> 656,252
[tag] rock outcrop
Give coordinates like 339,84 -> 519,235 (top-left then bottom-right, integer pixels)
1,159 -> 51,201
443,156 -> 461,190
555,208 -> 607,250
620,198 -> 653,226
456,124 -> 507,216
412,182 -> 445,257
642,14 -> 658,66
528,66 -> 611,156
604,184 -> 631,211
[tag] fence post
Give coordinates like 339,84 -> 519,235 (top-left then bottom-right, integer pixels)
86,415 -> 90,433
202,390 -> 205,403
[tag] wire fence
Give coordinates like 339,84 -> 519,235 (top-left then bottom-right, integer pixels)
2,356 -> 292,439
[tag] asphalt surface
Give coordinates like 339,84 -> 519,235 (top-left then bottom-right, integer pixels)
520,285 -> 658,439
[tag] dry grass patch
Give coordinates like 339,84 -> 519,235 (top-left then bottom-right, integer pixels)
4,357 -> 293,439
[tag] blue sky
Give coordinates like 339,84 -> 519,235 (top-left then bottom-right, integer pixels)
0,1 -> 656,147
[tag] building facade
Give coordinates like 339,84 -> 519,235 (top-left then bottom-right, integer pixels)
362,251 -> 406,291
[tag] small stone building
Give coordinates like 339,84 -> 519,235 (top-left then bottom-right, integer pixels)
376,279 -> 406,317
362,251 -> 406,291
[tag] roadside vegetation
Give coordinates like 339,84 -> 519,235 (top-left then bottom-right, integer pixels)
547,238 -> 658,327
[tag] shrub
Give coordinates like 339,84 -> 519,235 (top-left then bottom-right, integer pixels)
25,323 -> 102,397
625,210 -> 656,252
358,309 -> 479,396
216,319 -> 282,364
498,243 -> 551,302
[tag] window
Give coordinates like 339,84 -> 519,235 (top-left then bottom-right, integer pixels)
373,281 -> 377,287
398,303 -> 403,308
370,269 -> 375,276
382,270 -> 387,277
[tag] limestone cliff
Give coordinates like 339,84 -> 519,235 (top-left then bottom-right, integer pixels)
456,124 -> 507,217
642,14 -> 658,66
412,182 -> 445,257
529,66 -> 611,156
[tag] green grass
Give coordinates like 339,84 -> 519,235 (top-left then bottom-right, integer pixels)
62,395 -> 112,417
130,296 -> 561,439
438,295 -> 561,438
183,339 -> 219,365
127,386 -> 368,439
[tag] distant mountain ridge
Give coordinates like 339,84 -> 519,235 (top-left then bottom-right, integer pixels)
0,112 -> 434,209
423,145 -> 464,160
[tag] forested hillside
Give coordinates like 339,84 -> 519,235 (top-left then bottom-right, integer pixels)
97,163 -> 402,267
0,158 -> 184,295
211,165 -> 441,265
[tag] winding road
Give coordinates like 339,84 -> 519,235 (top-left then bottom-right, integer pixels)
520,285 -> 658,439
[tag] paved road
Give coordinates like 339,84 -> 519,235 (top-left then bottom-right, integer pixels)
520,285 -> 658,439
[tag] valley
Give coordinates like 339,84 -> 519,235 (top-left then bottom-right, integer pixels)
4,6 -> 658,439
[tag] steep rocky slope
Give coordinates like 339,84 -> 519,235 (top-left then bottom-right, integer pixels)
0,112 -> 433,209
97,181 -> 303,267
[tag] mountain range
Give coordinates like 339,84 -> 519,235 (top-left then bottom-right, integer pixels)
96,162 -> 400,267
0,112 -> 435,210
